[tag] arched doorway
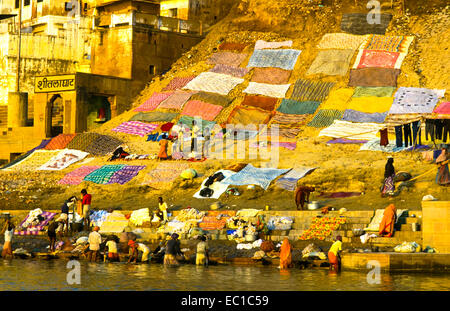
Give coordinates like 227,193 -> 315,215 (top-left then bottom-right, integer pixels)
47,94 -> 64,137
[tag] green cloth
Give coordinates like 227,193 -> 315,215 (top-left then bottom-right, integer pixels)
277,99 -> 321,115
129,111 -> 178,123
307,109 -> 344,128
352,87 -> 395,98
84,165 -> 125,184
177,115 -> 216,130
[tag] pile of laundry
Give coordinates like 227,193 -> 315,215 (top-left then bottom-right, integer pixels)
174,208 -> 205,222
129,208 -> 151,227
301,243 -> 327,260
236,239 -> 263,250
394,241 -> 421,253
267,216 -> 294,230
89,210 -> 110,228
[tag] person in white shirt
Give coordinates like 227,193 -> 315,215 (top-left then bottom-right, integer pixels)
105,236 -> 119,262
87,226 -> 102,262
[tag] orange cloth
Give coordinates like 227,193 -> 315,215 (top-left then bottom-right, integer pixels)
379,204 -> 396,237
328,251 -> 338,265
279,238 -> 292,269
76,201 -> 83,216
158,139 -> 168,159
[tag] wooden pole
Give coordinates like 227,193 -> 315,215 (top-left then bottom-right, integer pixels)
15,0 -> 22,93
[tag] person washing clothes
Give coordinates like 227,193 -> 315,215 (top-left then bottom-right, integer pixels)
47,220 -> 63,252
1,219 -> 15,259
196,235 -> 209,266
56,196 -> 77,235
379,204 -> 397,237
105,235 -> 120,262
294,185 -> 315,210
328,236 -> 342,272
127,238 -> 150,263
279,238 -> 292,269
164,233 -> 183,266
87,226 -> 102,262
81,189 -> 92,229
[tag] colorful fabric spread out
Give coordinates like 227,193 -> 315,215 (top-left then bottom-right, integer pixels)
277,99 -> 320,115
181,100 -> 223,121
199,215 -> 230,230
38,149 -> 89,171
58,166 -> 102,185
316,33 -> 368,50
134,92 -> 174,112
388,87 -> 443,114
218,42 -> 248,52
254,40 -> 293,50
342,96 -> 393,123
307,110 -> 344,128
352,86 -> 396,98
318,120 -> 385,141
107,165 -> 146,185
247,49 -> 302,70
66,133 -> 102,151
142,162 -> 189,189
158,90 -> 197,110
43,133 -> 77,150
250,67 -> 291,84
243,82 -> 291,98
221,163 -> 291,190
189,92 -> 232,107
129,111 -> 178,123
271,111 -> 310,125
353,49 -> 404,69
227,106 -> 273,125
111,121 -> 158,137
327,138 -> 368,144
241,95 -> 279,112
348,68 -> 401,87
183,72 -> 244,96
6,150 -> 61,171
298,217 -> 347,240
360,35 -> 414,53
85,134 -> 123,156
276,167 -> 317,191
162,76 -> 196,91
177,115 -> 216,130
306,49 -> 355,76
14,211 -> 57,236
290,79 -> 335,102
84,165 -> 126,184
207,51 -> 248,67
342,110 -> 388,123
433,102 -> 450,115
209,64 -> 250,78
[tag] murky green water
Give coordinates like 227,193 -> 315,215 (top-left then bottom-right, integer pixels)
0,259 -> 449,291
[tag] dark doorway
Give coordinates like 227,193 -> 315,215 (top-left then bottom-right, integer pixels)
49,94 -> 63,137
86,95 -> 112,130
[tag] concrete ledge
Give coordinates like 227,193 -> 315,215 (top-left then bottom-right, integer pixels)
342,252 -> 450,272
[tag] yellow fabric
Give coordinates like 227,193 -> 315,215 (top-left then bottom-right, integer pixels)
319,88 -> 354,111
329,240 -> 342,256
196,253 -> 206,265
228,106 -> 272,126
347,96 -> 394,113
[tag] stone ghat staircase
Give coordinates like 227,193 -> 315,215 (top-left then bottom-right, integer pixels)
135,210 -> 423,250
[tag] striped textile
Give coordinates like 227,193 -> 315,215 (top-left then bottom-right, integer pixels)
14,211 -> 57,236
107,165 -> 146,185
250,67 -> 291,84
183,72 -> 244,96
177,115 -> 216,131
219,42 -> 248,52
307,49 -> 355,76
277,99 -> 320,115
66,133 -> 102,152
58,166 -> 102,185
209,64 -> 250,78
247,49 -> 301,70
290,79 -> 335,102
241,95 -> 279,112
317,33 -> 368,50
278,127 -> 302,139
162,76 -> 196,91
134,92 -> 174,112
43,133 -> 77,150
207,52 -> 248,67
318,120 -> 385,140
158,90 -> 197,110
243,82 -> 290,98
181,100 -> 223,121
85,134 -> 123,156
360,35 -> 414,53
254,40 -> 293,50
276,167 -> 317,191
84,165 -> 126,184
111,121 -> 159,137
307,109 -> 344,128
271,112 -> 310,125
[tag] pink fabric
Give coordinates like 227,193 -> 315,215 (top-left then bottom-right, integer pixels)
357,50 -> 400,69
158,90 -> 197,110
433,102 -> 450,114
134,92 -> 174,112
162,76 -> 196,91
181,100 -> 223,121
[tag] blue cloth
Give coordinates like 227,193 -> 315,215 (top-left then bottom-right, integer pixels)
147,133 -> 159,141
403,123 -> 412,147
342,110 -> 387,123
395,125 -> 403,148
247,49 -> 301,70
221,164 -> 291,190
412,121 -> 421,145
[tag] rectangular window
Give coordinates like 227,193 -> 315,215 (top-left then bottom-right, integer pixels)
15,0 -> 20,9
24,0 -> 30,6
169,8 -> 178,18
149,65 -> 155,75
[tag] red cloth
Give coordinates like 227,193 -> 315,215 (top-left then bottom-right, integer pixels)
357,50 -> 400,69
82,194 -> 92,205
380,128 -> 389,146
160,122 -> 174,132
379,204 -> 396,237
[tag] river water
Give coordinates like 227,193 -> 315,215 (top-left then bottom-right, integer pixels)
1,259 -> 449,291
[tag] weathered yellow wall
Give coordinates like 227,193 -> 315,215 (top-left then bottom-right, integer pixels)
422,201 -> 450,253
160,0 -> 189,19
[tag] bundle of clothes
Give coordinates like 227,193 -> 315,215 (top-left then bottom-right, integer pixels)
425,119 -> 450,143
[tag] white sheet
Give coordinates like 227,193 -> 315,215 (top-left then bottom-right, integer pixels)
193,169 -> 235,199
318,120 -> 385,141
243,82 -> 291,98
38,149 -> 89,171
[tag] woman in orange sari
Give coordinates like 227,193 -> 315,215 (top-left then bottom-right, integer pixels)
158,138 -> 169,160
279,238 -> 292,269
379,204 -> 397,237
